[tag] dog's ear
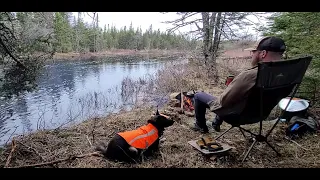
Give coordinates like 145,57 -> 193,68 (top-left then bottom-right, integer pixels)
156,108 -> 160,115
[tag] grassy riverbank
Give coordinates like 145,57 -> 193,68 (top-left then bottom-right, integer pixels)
1,49 -> 320,168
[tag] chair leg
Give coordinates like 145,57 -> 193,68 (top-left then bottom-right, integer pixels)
265,140 -> 281,156
215,126 -> 233,140
239,126 -> 258,137
242,138 -> 257,162
238,127 -> 247,139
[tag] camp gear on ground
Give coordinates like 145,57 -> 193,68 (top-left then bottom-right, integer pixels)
195,136 -> 223,152
196,139 -> 205,147
188,139 -> 233,155
290,123 -> 299,131
278,97 -> 310,122
286,116 -> 319,138
202,136 -> 216,145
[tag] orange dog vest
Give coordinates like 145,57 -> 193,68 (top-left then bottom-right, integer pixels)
118,123 -> 159,149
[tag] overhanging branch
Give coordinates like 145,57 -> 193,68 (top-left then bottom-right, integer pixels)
0,37 -> 26,69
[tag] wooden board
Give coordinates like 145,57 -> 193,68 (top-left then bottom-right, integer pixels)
188,140 -> 234,155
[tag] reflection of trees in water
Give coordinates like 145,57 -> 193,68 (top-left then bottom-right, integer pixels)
38,62 -> 75,112
0,107 -> 8,139
90,63 -> 102,79
77,61 -> 105,87
60,63 -> 76,92
152,63 -> 160,70
127,63 -> 133,74
14,96 -> 32,133
109,62 -> 118,72
40,62 -> 74,93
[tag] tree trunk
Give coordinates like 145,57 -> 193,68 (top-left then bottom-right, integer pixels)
76,13 -> 80,52
211,12 -> 222,62
208,12 -> 217,55
201,12 -> 210,63
207,12 -> 222,84
217,13 -> 227,53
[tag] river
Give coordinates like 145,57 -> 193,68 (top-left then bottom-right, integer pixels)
0,55 -> 186,146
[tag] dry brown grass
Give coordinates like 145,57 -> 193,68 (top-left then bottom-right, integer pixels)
1,49 -> 320,168
1,106 -> 320,168
217,57 -> 252,75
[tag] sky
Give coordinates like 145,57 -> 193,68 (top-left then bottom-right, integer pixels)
73,12 -> 270,40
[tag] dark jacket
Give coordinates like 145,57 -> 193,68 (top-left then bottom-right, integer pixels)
209,66 -> 258,116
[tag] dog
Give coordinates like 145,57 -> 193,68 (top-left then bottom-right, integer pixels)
96,109 -> 174,163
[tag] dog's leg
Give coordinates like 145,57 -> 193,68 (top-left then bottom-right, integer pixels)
128,146 -> 144,163
129,146 -> 138,155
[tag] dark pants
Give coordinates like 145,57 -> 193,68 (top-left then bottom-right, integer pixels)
193,92 -> 223,128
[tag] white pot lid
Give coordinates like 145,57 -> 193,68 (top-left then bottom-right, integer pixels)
278,97 -> 309,112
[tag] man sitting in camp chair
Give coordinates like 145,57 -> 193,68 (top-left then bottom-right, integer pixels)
192,36 -> 287,133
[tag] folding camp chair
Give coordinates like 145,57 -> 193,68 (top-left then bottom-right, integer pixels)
214,56 -> 312,162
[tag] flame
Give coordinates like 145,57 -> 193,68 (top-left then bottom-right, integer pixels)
183,96 -> 194,111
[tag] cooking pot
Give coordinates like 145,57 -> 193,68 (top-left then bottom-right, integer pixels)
278,97 -> 310,122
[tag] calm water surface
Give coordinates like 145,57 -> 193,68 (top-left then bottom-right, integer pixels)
0,56 -> 186,145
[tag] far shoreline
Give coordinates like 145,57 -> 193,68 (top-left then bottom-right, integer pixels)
51,49 -> 187,61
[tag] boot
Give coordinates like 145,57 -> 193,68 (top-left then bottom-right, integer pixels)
191,122 -> 209,134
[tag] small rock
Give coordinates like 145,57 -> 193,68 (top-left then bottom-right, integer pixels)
160,138 -> 166,143
276,143 -> 284,147
177,110 -> 184,114
210,155 -> 218,161
166,107 -> 175,112
184,111 -> 194,117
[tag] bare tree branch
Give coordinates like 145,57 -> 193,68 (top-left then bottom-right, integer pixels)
0,36 -> 26,68
162,11 -> 266,65
194,21 -> 202,31
163,12 -> 198,24
167,19 -> 202,33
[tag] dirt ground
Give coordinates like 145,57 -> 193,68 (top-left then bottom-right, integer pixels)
1,48 -> 320,168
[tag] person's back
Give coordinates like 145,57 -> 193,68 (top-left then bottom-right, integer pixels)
191,36 -> 287,133
209,66 -> 258,117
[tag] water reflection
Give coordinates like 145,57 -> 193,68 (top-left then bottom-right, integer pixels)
0,57 -> 178,145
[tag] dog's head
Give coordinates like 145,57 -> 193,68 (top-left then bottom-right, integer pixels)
147,109 -> 174,128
